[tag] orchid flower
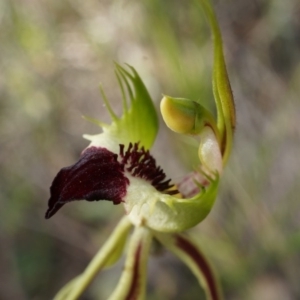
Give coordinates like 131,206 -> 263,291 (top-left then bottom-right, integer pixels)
46,1 -> 235,299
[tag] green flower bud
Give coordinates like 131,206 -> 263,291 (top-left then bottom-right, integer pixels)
160,96 -> 219,137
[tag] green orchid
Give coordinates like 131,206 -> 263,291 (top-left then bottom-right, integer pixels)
46,1 -> 235,299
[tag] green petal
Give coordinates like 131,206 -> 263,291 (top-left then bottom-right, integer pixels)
53,217 -> 132,300
87,64 -> 158,150
108,225 -> 153,300
154,232 -> 222,300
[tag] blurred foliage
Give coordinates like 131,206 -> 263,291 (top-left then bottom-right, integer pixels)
1,0 -> 300,299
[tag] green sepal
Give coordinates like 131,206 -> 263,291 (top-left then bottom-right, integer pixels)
197,0 -> 236,165
108,226 -> 153,300
53,217 -> 132,300
154,232 -> 222,300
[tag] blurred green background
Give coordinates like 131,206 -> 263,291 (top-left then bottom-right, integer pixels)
1,0 -> 300,299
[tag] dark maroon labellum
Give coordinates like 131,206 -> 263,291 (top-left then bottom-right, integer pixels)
45,147 -> 129,219
120,143 -> 178,195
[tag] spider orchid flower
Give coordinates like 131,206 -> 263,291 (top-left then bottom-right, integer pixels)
47,1 -> 235,300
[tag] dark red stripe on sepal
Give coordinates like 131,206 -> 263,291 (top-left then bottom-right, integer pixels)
125,243 -> 142,300
176,235 -> 221,300
45,146 -> 129,219
109,227 -> 152,300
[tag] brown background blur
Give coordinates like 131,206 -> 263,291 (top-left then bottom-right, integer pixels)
1,0 -> 300,299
